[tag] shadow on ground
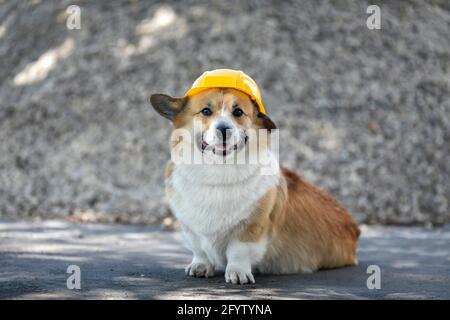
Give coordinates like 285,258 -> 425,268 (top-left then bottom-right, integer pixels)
0,220 -> 449,299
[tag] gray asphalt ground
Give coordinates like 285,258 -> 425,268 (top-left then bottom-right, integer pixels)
0,220 -> 449,299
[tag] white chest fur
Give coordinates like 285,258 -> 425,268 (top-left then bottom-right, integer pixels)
168,158 -> 280,269
169,160 -> 280,237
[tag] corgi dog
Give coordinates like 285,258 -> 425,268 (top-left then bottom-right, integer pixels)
150,83 -> 360,284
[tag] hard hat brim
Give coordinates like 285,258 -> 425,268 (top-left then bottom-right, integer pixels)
184,86 -> 266,114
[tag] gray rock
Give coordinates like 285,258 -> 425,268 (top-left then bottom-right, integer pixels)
0,0 -> 449,224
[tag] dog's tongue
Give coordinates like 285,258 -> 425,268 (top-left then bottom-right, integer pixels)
214,143 -> 230,152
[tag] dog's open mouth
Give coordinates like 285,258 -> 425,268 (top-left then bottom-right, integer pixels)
200,135 -> 248,156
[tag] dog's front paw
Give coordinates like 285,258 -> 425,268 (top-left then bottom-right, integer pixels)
185,262 -> 214,278
225,264 -> 255,284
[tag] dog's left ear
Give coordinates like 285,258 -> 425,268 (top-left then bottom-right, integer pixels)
149,93 -> 187,121
257,112 -> 277,131
252,101 -> 277,131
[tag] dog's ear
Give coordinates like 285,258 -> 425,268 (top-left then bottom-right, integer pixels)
252,101 -> 277,131
257,112 -> 277,131
150,94 -> 187,121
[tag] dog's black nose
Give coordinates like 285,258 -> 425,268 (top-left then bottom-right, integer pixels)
216,123 -> 232,141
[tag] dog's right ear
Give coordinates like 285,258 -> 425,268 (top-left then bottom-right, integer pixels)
149,94 -> 187,121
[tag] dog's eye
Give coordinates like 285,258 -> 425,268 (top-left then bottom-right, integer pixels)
201,107 -> 212,116
232,108 -> 244,117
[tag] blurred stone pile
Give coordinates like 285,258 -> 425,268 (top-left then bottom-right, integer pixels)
0,0 -> 448,225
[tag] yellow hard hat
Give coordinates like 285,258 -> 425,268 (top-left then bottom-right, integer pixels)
184,69 -> 266,114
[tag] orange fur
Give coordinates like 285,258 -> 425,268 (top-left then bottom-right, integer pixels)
239,166 -> 360,274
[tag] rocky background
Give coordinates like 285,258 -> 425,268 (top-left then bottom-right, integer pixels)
0,0 -> 449,225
